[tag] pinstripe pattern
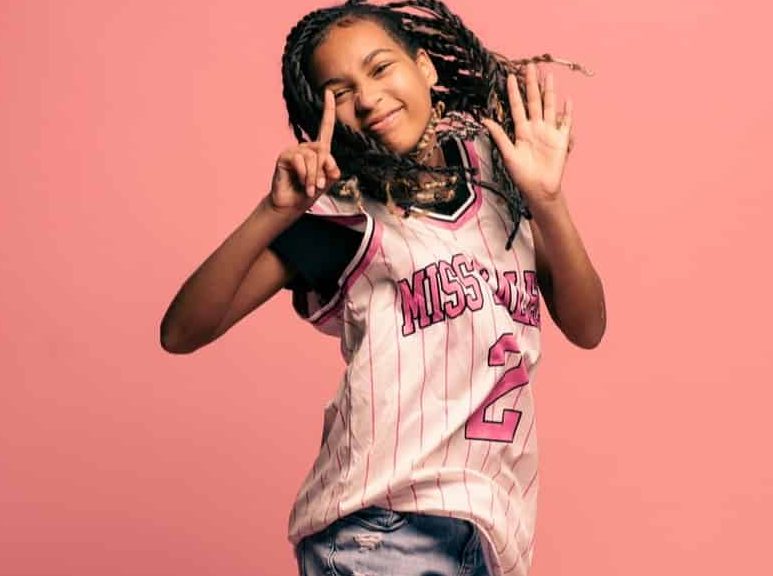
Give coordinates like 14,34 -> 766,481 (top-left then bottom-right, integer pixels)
287,136 -> 541,576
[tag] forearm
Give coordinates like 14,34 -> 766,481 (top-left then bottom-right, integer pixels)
160,196 -> 301,350
530,195 -> 606,348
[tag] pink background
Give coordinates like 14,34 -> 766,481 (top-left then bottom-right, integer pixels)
2,0 -> 771,574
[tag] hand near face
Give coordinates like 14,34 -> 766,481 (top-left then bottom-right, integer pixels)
269,89 -> 341,215
482,63 -> 574,208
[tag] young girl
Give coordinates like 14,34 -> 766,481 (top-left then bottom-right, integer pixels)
160,1 -> 606,575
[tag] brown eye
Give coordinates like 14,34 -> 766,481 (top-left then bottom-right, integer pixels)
372,62 -> 393,76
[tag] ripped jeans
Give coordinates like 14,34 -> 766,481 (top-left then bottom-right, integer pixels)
294,506 -> 491,576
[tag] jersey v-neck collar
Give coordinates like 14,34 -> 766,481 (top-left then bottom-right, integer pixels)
405,137 -> 483,229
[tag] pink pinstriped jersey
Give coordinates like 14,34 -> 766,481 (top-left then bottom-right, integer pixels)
287,135 -> 542,576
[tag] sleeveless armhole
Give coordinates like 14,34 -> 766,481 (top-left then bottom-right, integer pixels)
271,195 -> 383,336
269,213 -> 365,300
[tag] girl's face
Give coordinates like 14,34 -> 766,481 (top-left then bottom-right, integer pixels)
310,18 -> 438,155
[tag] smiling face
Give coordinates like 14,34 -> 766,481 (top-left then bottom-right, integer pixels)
309,18 -> 438,155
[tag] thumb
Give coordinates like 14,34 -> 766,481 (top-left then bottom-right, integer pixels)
481,118 -> 513,158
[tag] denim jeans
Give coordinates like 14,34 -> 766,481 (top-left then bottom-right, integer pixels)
295,506 -> 491,576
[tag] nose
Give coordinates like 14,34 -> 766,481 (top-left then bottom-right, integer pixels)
354,79 -> 382,116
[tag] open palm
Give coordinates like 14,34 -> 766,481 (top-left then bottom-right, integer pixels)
483,62 -> 573,206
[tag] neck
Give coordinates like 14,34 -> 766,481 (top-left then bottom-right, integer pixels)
410,102 -> 445,167
423,135 -> 445,168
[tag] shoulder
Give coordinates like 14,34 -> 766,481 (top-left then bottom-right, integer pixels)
269,211 -> 365,297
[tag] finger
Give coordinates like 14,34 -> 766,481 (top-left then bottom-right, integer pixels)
506,74 -> 527,129
481,118 -> 513,159
290,152 -> 307,190
317,89 -> 336,152
302,150 -> 319,197
321,153 -> 341,183
299,143 -> 332,191
312,149 -> 328,191
543,71 -> 556,125
507,75 -> 531,142
525,62 -> 542,121
560,98 -> 574,134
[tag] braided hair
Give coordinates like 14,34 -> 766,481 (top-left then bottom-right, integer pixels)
281,0 -> 591,248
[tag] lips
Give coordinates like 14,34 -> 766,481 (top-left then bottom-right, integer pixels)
366,107 -> 403,133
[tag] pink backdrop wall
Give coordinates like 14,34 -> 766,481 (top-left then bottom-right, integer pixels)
2,0 -> 771,574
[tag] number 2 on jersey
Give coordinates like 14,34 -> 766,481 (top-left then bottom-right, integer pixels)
465,333 -> 529,443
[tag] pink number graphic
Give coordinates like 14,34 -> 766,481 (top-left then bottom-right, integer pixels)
465,333 -> 529,442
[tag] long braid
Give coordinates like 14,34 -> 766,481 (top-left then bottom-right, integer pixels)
280,0 -> 592,247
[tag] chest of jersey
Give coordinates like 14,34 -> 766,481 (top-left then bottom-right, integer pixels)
340,135 -> 540,361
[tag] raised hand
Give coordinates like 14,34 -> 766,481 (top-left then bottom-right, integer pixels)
482,62 -> 574,207
269,89 -> 341,214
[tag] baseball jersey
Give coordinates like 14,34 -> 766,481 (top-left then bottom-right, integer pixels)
286,134 -> 542,576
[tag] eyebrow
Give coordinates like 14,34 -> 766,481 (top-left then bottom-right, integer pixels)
318,48 -> 396,91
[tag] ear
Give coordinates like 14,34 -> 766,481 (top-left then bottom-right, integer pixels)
415,48 -> 438,87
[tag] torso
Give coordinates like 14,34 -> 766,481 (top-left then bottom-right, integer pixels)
287,135 -> 542,576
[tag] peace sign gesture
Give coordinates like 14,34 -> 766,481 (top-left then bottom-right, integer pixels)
269,89 -> 341,215
482,63 -> 574,207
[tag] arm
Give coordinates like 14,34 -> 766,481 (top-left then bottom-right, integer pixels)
159,197 -> 299,354
160,89 -> 341,354
530,198 -> 606,349
482,63 -> 606,349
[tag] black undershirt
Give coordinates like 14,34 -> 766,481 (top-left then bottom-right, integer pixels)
268,138 -> 470,298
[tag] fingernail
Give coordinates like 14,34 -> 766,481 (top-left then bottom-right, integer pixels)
317,177 -> 325,188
